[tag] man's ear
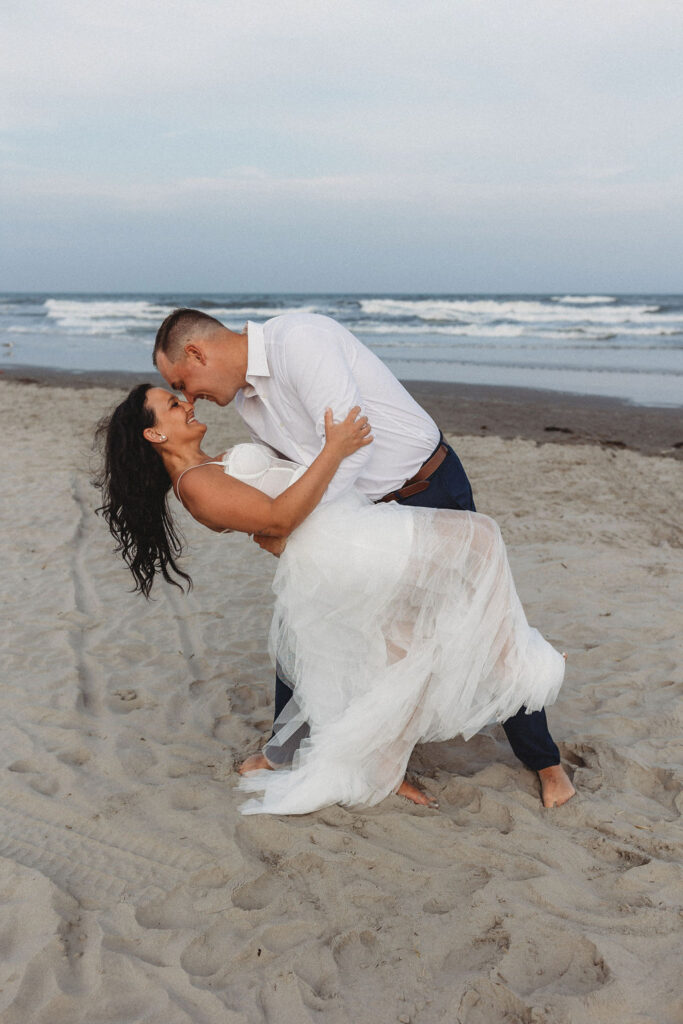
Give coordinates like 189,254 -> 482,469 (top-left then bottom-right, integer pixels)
184,342 -> 206,364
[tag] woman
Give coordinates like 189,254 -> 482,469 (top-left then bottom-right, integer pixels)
97,384 -> 566,815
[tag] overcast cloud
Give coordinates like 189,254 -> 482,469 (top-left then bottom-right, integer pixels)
2,0 -> 682,291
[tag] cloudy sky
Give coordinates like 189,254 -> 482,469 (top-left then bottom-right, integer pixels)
2,0 -> 682,293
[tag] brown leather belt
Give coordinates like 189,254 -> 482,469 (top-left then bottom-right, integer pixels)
376,434 -> 448,503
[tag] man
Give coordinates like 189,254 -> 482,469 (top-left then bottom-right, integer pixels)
154,308 -> 575,808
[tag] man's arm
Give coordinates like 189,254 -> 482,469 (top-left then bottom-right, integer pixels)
283,321 -> 373,502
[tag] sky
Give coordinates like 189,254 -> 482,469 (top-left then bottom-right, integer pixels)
2,0 -> 682,293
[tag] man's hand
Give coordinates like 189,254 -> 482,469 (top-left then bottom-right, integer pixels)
253,534 -> 287,557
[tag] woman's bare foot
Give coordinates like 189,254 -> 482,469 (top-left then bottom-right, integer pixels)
397,777 -> 439,808
538,764 -> 575,807
238,752 -> 273,775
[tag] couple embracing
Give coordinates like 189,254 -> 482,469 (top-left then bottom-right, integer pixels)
98,308 -> 575,815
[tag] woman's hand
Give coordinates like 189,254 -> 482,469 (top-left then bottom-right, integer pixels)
324,406 -> 373,458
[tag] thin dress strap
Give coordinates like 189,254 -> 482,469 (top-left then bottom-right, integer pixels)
173,461 -> 224,504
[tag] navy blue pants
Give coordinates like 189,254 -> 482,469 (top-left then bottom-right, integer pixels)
273,439 -> 560,772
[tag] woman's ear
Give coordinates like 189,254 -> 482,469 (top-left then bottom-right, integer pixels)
143,428 -> 167,444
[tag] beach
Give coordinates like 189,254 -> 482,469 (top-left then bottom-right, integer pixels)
0,373 -> 681,1024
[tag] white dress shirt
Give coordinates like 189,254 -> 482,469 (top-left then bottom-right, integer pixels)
234,313 -> 440,503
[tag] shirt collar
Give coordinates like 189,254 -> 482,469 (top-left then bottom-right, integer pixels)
241,321 -> 270,398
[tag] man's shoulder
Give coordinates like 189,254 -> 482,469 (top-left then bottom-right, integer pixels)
264,311 -> 346,340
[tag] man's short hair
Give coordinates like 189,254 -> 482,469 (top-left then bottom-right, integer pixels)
153,308 -> 224,367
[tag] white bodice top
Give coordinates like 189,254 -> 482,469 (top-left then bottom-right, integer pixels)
174,443 -> 308,507
221,443 -> 307,497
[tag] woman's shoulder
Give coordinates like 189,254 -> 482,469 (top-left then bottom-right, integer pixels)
174,459 -> 231,504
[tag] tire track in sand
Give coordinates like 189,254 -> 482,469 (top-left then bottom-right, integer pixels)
0,781 -> 211,904
66,473 -> 107,715
161,576 -> 208,691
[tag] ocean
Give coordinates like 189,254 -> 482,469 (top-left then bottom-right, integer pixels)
1,292 -> 682,407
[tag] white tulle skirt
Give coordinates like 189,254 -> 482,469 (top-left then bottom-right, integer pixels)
239,491 -> 565,815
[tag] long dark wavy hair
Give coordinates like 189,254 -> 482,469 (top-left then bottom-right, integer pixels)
95,383 -> 192,597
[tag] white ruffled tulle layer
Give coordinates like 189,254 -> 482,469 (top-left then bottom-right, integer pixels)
239,491 -> 565,815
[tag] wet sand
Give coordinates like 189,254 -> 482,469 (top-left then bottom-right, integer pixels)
2,363 -> 681,458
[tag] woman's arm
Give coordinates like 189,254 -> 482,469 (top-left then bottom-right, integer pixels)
179,407 -> 372,537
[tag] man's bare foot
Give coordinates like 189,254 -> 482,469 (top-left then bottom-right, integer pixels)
397,777 -> 439,808
538,763 -> 575,808
238,753 -> 273,775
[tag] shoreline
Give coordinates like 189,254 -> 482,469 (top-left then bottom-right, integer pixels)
1,363 -> 682,460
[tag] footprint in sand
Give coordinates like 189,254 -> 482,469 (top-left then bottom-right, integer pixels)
56,748 -> 92,767
8,759 -> 59,796
28,776 -> 59,796
7,759 -> 40,774
498,923 -> 609,998
458,978 -> 561,1024
560,740 -> 603,793
439,914 -> 511,980
168,783 -> 213,811
135,885 -> 203,931
422,871 -> 491,915
330,928 -> 382,975
180,922 -> 236,977
231,870 -> 283,911
586,833 -> 651,871
108,688 -> 146,712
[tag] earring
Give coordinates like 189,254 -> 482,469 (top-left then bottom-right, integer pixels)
158,434 -> 167,441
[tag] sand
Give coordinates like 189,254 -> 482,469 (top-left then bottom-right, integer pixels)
0,376 -> 681,1024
